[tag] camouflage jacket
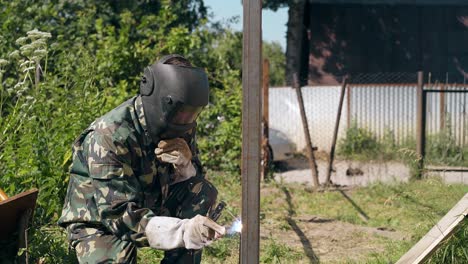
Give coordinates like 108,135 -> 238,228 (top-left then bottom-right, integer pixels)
58,96 -> 203,247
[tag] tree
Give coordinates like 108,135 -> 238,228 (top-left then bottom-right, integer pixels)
263,0 -> 307,85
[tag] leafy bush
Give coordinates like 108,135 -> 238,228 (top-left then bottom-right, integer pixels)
197,70 -> 242,173
426,125 -> 468,167
0,1 -> 248,261
337,121 -> 380,159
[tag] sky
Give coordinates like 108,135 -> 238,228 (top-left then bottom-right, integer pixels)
204,0 -> 288,51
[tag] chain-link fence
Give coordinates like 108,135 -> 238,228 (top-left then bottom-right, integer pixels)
269,72 -> 468,185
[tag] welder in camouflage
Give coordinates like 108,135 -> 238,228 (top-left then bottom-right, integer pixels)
58,54 -> 224,264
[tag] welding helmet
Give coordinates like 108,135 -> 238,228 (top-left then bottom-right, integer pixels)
140,54 -> 209,142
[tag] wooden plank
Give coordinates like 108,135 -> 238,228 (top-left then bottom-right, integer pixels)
241,0 -> 262,263
396,193 -> 468,264
0,189 -> 38,240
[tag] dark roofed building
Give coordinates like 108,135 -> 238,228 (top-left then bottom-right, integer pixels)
286,0 -> 468,85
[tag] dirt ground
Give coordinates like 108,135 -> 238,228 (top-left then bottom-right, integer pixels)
263,157 -> 412,263
262,214 -> 408,263
273,155 -> 411,187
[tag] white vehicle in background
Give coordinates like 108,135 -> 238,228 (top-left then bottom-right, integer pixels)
268,128 -> 295,162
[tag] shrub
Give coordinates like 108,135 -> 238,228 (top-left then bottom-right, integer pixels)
337,121 -> 380,159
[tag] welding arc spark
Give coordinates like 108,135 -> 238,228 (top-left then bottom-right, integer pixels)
228,218 -> 242,234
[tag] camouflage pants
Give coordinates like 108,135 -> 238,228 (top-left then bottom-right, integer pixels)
66,176 -> 218,264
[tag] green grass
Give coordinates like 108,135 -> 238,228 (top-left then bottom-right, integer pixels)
25,173 -> 467,263
337,122 -> 468,168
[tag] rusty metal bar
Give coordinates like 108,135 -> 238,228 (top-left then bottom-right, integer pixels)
241,0 -> 261,262
346,85 -> 351,129
261,59 -> 270,181
293,73 -> 320,188
440,81 -> 446,131
416,71 -> 426,179
425,89 -> 468,93
458,86 -> 463,146
325,78 -> 347,186
463,89 -> 467,147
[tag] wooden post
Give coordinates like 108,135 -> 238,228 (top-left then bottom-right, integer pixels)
293,73 -> 320,188
325,78 -> 348,186
416,71 -> 426,179
261,59 -> 270,181
241,0 -> 261,263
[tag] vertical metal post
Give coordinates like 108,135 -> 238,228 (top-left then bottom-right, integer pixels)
325,78 -> 347,186
440,83 -> 445,131
346,84 -> 351,129
241,0 -> 261,263
293,74 -> 320,188
261,59 -> 270,181
416,71 -> 426,179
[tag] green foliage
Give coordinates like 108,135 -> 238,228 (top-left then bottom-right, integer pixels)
262,0 -> 290,11
428,220 -> 468,264
204,236 -> 240,260
0,30 -> 110,262
337,121 -> 380,159
337,120 -> 468,168
263,41 -> 286,87
260,239 -> 302,263
426,124 -> 468,167
197,73 -> 242,173
0,1 -> 248,261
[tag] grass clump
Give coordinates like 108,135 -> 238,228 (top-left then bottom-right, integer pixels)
427,219 -> 468,264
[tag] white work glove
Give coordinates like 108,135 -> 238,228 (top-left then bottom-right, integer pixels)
145,215 -> 226,250
155,138 -> 197,184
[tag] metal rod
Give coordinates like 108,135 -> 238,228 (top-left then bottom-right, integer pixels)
396,85 -> 401,144
379,86 -> 383,140
416,71 -> 426,179
346,84 -> 351,129
261,59 -> 270,181
424,89 -> 468,93
241,0 -> 261,262
325,78 -> 347,186
463,88 -> 467,147
440,76 -> 446,131
293,73 -> 320,188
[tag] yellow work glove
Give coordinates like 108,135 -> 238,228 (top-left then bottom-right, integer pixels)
155,138 -> 197,184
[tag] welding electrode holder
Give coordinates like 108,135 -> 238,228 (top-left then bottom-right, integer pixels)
209,201 -> 226,221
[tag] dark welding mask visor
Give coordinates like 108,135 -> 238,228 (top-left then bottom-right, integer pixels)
169,104 -> 203,125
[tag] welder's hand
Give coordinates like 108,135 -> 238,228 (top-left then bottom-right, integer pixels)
155,138 -> 196,182
156,138 -> 192,165
183,215 -> 226,249
145,215 -> 226,250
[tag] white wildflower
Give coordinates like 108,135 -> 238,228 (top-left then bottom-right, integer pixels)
30,39 -> 46,48
27,29 -> 52,39
15,37 -> 28,45
14,82 -> 25,89
33,49 -> 47,57
19,60 -> 33,68
0,59 -> 8,67
23,66 -> 35,72
20,44 -> 34,53
8,50 -> 20,59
